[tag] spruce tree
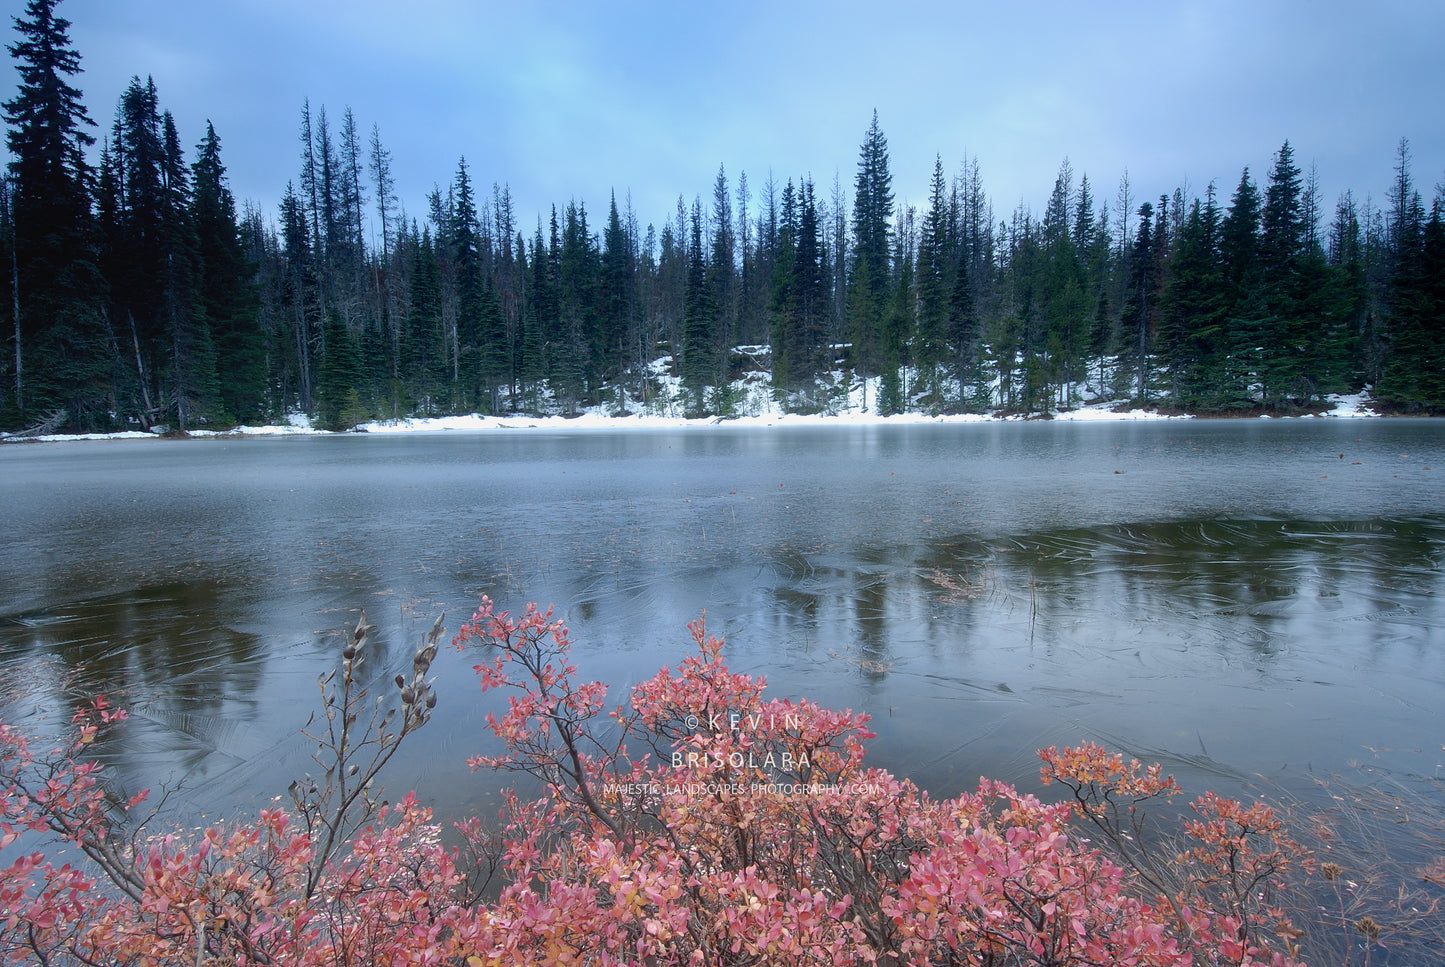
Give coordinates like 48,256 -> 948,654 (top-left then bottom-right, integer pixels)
3,0 -> 106,429
790,178 -> 828,399
193,121 -> 265,423
158,109 -> 220,431
403,224 -> 445,414
552,201 -> 595,410
769,180 -> 798,394
681,199 -> 713,414
600,192 -> 636,401
1159,191 -> 1223,406
847,111 -> 893,381
1378,141 -> 1441,409
1259,140 -> 1307,403
1121,202 -> 1157,402
316,307 -> 366,429
1218,168 -> 1264,407
915,156 -> 951,403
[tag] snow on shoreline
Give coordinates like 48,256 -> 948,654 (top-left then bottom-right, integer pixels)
3,391 -> 1381,444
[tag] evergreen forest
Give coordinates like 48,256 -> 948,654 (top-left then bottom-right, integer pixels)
4,0 -> 1444,435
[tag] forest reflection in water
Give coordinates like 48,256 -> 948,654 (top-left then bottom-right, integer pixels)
3,512 -> 1440,835
0,421 -> 1442,831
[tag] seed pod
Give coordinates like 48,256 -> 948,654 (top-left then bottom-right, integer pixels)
342,645 -> 357,661
400,686 -> 415,705
424,690 -> 437,710
395,674 -> 406,689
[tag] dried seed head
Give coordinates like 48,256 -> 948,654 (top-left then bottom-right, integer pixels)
425,690 -> 437,710
395,674 -> 406,689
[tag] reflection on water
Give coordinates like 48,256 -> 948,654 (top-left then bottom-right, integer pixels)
2,422 -> 1443,828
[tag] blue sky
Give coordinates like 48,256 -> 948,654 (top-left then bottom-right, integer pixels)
13,0 -> 1445,246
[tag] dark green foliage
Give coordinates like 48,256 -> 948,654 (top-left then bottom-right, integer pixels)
914,156 -> 951,405
681,199 -> 713,414
316,308 -> 367,430
3,0 -> 108,429
193,122 -> 265,424
1158,192 -> 1223,406
401,225 -> 446,413
5,5 -> 1444,427
848,111 -> 893,379
1122,202 -> 1157,402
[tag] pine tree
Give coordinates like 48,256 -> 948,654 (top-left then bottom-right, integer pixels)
450,159 -> 504,411
789,177 -> 828,398
878,216 -> 914,415
915,155 -> 952,403
1159,190 -> 1223,406
1322,191 -> 1368,392
946,242 -> 981,410
4,0 -> 106,429
555,200 -> 596,410
769,180 -> 798,393
107,76 -> 170,427
681,198 -> 713,414
278,181 -> 317,409
600,191 -> 636,401
1121,202 -> 1157,402
402,224 -> 446,414
848,111 -> 893,380
1378,139 -> 1440,409
1259,140 -> 1307,403
1218,168 -> 1264,407
517,226 -> 549,411
158,108 -> 220,431
316,307 -> 366,429
193,121 -> 264,423
708,164 -> 735,375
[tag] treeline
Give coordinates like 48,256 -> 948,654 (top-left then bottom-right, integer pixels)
3,0 -> 1443,434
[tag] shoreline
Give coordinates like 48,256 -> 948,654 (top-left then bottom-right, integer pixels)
2,391 -> 1383,444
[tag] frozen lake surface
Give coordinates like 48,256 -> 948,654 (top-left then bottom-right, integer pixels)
2,418 -> 1443,830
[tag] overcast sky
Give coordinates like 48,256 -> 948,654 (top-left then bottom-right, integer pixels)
13,0 -> 1445,246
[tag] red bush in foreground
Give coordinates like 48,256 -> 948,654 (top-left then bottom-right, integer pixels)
1,600 -> 1309,965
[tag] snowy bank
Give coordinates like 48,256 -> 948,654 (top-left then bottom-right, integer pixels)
4,387 -> 1383,444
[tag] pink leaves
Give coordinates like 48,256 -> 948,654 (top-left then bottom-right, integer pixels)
0,608 -> 1313,966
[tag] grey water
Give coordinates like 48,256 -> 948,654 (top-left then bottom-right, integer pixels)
2,419 -> 1443,834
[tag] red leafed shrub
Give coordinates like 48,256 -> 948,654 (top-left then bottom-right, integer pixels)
1,599 -> 1310,966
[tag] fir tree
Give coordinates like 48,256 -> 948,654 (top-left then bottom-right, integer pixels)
1159,190 -> 1223,406
3,0 -> 106,429
915,155 -> 952,403
1259,140 -> 1307,403
1218,168 -> 1265,407
192,122 -> 263,423
848,111 -> 893,381
1122,202 -> 1157,402
681,198 -> 713,414
315,307 -> 367,429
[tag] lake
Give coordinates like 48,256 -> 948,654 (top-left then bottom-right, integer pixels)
2,418 -> 1443,837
